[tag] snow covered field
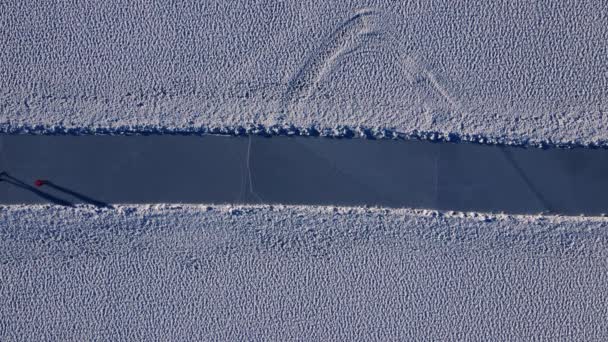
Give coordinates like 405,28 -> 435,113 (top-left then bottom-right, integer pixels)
1,1 -> 607,145
2,0 -> 608,339
2,205 -> 608,340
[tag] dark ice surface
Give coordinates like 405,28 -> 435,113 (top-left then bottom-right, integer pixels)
1,135 -> 607,215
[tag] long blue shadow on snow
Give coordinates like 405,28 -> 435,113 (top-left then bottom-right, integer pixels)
0,135 -> 607,216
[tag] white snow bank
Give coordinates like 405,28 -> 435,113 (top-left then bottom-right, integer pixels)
1,1 -> 607,145
2,204 -> 608,340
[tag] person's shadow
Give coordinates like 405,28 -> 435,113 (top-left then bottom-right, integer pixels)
0,171 -> 112,208
0,171 -> 74,207
42,181 -> 113,208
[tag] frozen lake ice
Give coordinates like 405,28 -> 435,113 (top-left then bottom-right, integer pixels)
1,135 -> 607,215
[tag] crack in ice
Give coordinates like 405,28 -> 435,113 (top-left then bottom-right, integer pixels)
246,136 -> 264,203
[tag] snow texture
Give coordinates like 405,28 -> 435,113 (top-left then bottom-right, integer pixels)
2,204 -> 608,340
1,1 -> 608,146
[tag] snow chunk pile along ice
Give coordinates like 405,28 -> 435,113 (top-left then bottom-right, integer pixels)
2,204 -> 608,340
1,1 -> 607,146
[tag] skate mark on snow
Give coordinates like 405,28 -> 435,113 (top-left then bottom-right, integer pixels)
282,9 -> 378,108
335,11 -> 462,113
382,34 -> 462,112
407,58 -> 461,111
281,8 -> 461,114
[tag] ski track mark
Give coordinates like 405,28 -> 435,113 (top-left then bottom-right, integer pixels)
282,9 -> 377,108
282,9 -> 461,115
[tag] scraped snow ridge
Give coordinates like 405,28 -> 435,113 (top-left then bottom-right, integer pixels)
2,205 -> 608,340
2,1 -> 607,146
4,123 -> 603,149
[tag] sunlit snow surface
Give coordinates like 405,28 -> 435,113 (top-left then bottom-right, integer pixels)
1,1 -> 607,145
1,205 -> 608,340
2,1 -> 608,339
